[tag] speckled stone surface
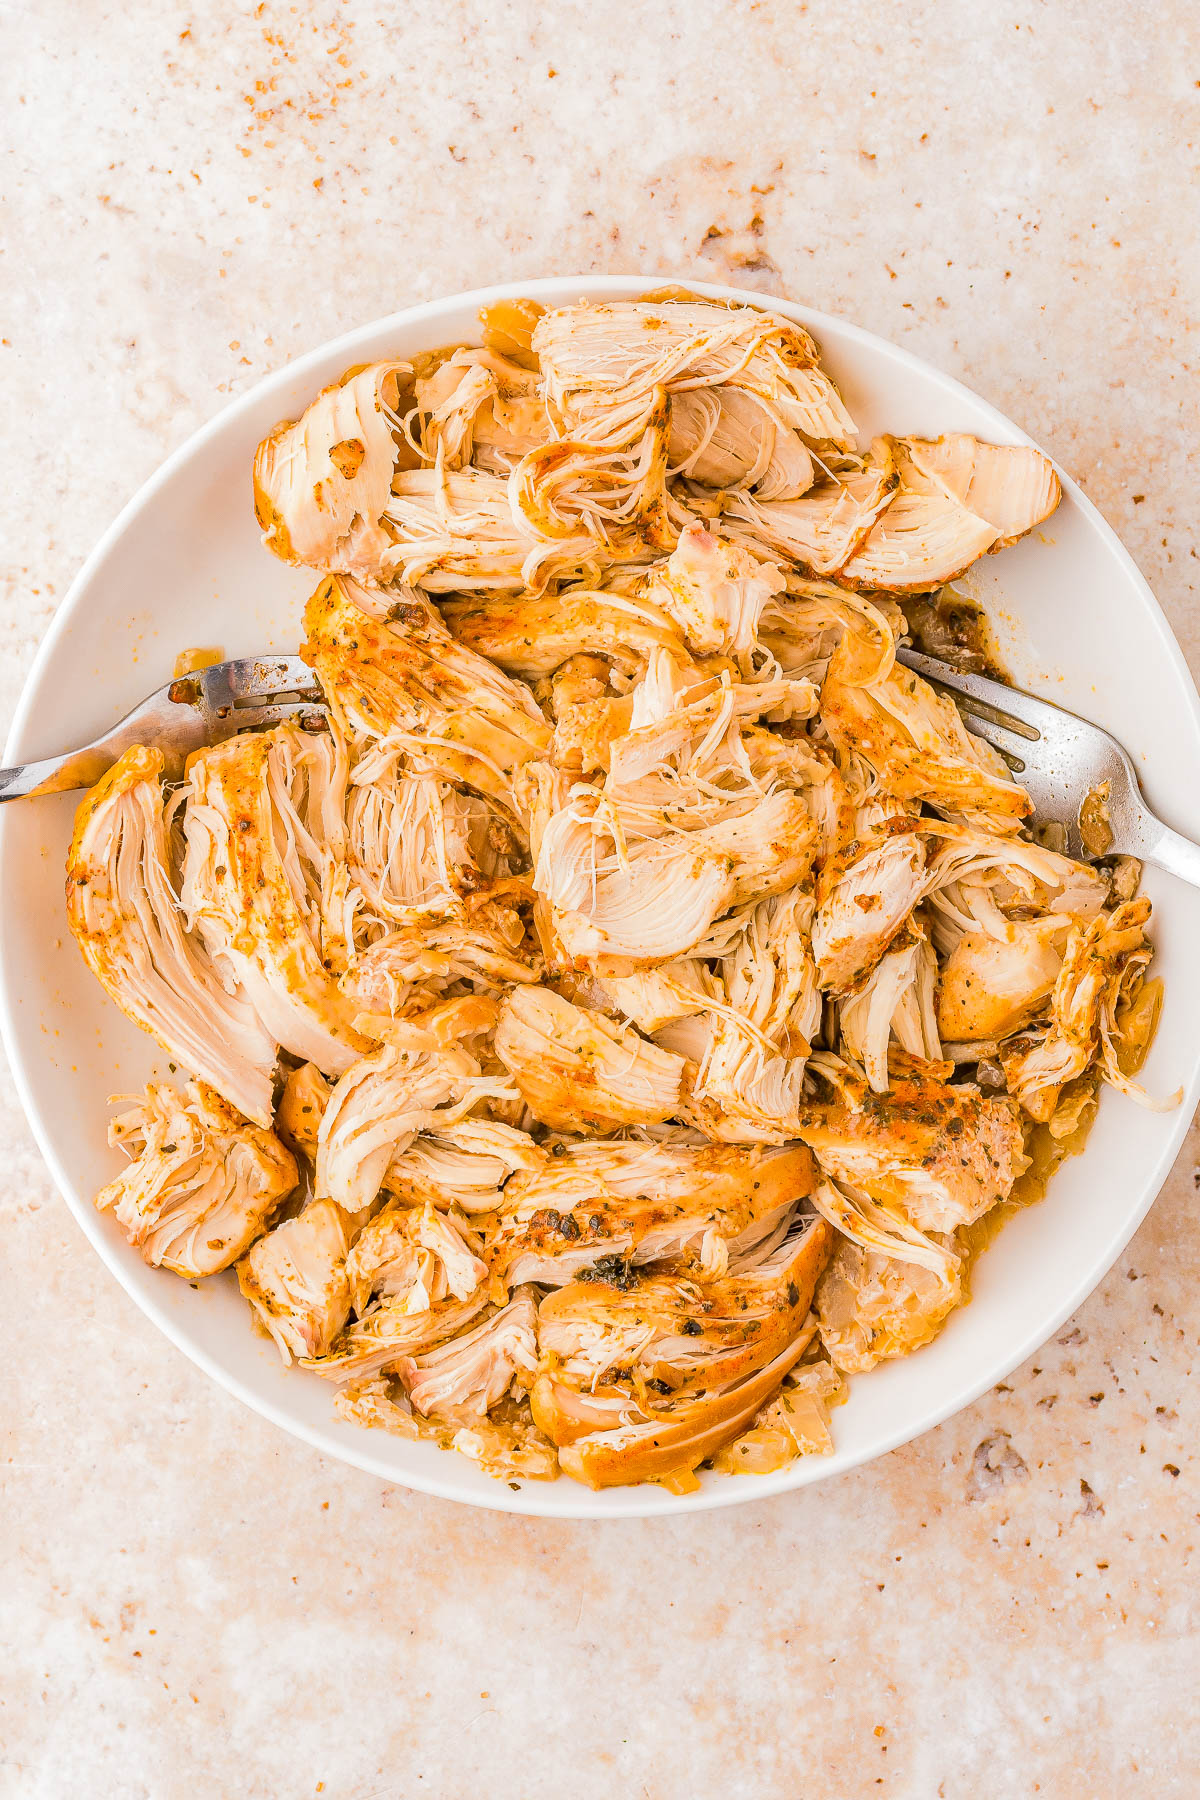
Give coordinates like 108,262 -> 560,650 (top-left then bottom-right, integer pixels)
2,5 -> 1199,1795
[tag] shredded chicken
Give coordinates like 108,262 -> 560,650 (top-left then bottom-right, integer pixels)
70,288 -> 1169,1493
642,523 -> 785,659
302,574 -> 551,808
493,986 -> 687,1132
397,1285 -> 540,1419
815,1230 -> 962,1373
180,727 -> 368,1075
253,361 -> 411,579
237,1198 -> 356,1362
730,432 -> 1059,591
486,1140 -> 817,1288
536,1335 -> 818,1490
1001,898 -> 1176,1121
343,1199 -> 488,1316
98,1080 -> 297,1276
66,747 -> 280,1125
796,1068 -> 1026,1233
316,1024 -> 514,1212
537,1213 -> 830,1395
533,300 -> 856,451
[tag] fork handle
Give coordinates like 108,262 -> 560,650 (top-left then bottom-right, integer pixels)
0,745 -> 118,802
1134,811 -> 1200,892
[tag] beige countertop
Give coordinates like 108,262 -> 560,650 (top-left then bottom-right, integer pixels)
3,4 -> 1198,1795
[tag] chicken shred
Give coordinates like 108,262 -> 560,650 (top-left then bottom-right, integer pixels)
98,1080 -> 297,1277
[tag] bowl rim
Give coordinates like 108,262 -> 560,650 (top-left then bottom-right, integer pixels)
4,272 -> 1198,1518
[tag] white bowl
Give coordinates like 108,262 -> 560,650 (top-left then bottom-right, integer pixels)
4,276 -> 1198,1518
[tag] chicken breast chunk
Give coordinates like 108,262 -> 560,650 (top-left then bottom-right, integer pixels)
98,1080 -> 297,1277
493,987 -> 688,1132
487,1139 -> 818,1288
796,1074 -> 1026,1233
66,746 -> 280,1125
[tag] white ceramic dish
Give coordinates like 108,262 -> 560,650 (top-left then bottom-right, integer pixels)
3,275 -> 1198,1518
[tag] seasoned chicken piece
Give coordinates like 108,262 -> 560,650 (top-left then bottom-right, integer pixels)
894,435 -> 1061,549
341,920 -> 538,1019
488,1140 -> 818,1288
397,1286 -> 540,1419
839,931 -> 942,1092
307,1290 -> 490,1382
344,745 -> 514,927
937,918 -> 1067,1043
599,960 -> 721,1034
606,673 -> 818,798
729,461 -> 898,576
535,785 -> 817,968
812,829 -> 928,994
537,1335 -> 815,1490
440,585 -> 687,679
511,397 -> 675,550
316,1024 -> 516,1215
66,747 -> 281,1126
537,1212 -> 830,1396
409,347 -> 547,472
384,466 -> 599,594
796,1073 -> 1026,1232
553,694 -> 633,775
687,891 -> 822,1143
544,826 -> 738,966
712,1355 -> 846,1473
275,1061 -> 332,1162
533,300 -> 855,451
815,1231 -> 963,1373
731,435 -> 1059,592
238,1198 -> 356,1362
97,1080 -> 297,1277
550,652 -> 616,714
924,827 -> 1109,950
821,654 -> 1029,828
409,358 -> 495,468
837,435 -> 1060,588
493,986 -> 687,1132
510,760 -> 573,866
181,729 -> 369,1075
253,361 -> 410,579
667,385 -> 815,499
598,651 -> 816,792
839,488 -> 1000,591
302,574 -> 551,807
276,1072 -> 539,1218
640,523 -> 785,659
1001,898 -> 1161,1121
344,1199 -> 487,1316
383,1119 -> 547,1213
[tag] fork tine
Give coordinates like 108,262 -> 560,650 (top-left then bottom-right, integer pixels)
896,646 -> 1052,735
217,700 -> 329,733
201,656 -> 323,711
221,656 -> 322,698
952,715 -> 1027,773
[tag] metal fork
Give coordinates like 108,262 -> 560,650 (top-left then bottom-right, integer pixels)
0,657 -> 327,801
898,645 -> 1200,884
